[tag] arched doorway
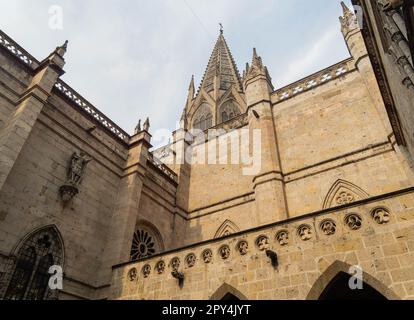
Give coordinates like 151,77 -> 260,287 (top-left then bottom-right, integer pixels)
319,272 -> 387,300
210,283 -> 248,300
221,293 -> 240,301
306,261 -> 400,300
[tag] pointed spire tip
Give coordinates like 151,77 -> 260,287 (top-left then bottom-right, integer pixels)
341,1 -> 350,13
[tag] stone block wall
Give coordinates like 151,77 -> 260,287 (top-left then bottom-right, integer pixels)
110,189 -> 414,300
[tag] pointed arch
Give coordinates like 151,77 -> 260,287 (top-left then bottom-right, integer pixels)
217,84 -> 247,113
130,220 -> 165,261
11,225 -> 65,267
219,99 -> 241,123
306,260 -> 400,300
210,283 -> 248,300
191,102 -> 213,131
4,225 -> 65,300
322,179 -> 369,209
214,220 -> 240,239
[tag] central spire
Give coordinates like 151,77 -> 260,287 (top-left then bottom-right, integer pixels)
199,30 -> 243,95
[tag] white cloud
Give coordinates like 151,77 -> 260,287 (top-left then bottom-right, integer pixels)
276,26 -> 340,87
0,0 -> 351,135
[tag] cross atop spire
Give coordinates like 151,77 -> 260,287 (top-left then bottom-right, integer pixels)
219,23 -> 224,34
198,31 -> 243,95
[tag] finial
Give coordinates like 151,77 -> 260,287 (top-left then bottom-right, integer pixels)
143,117 -> 150,132
340,1 -> 351,14
62,40 -> 69,50
253,48 -> 258,59
189,75 -> 195,91
251,48 -> 262,66
219,23 -> 223,34
134,119 -> 141,134
180,107 -> 188,130
55,40 -> 68,57
339,1 -> 358,33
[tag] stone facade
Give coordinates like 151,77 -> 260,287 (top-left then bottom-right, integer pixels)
0,3 -> 414,300
111,189 -> 414,300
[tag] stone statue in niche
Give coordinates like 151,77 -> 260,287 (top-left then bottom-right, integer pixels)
59,151 -> 92,203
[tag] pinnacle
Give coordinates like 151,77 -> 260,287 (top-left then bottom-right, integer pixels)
341,1 -> 350,13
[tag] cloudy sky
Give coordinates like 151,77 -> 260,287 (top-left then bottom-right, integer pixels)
0,0 -> 353,144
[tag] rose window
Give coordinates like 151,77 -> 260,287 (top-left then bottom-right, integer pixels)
130,229 -> 156,260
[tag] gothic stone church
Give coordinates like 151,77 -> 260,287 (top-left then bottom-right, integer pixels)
0,3 -> 414,300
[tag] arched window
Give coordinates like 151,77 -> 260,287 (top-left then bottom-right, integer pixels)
193,103 -> 213,131
219,101 -> 241,124
130,223 -> 163,261
4,226 -> 63,300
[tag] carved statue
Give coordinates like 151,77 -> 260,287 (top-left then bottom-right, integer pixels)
143,117 -> 150,132
67,151 -> 92,186
135,120 -> 142,134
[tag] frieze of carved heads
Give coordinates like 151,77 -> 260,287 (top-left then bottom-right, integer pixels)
219,245 -> 231,260
170,257 -> 180,271
202,249 -> 213,263
276,230 -> 289,246
237,241 -> 249,255
345,214 -> 363,230
320,219 -> 337,236
142,264 -> 151,278
185,253 -> 197,268
256,235 -> 269,251
128,268 -> 137,281
155,261 -> 165,274
371,207 -> 391,225
297,225 -> 313,241
336,191 -> 355,206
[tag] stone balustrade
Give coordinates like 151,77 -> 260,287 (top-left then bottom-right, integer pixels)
273,58 -> 355,102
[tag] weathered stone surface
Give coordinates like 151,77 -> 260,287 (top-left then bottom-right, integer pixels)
0,3 -> 413,300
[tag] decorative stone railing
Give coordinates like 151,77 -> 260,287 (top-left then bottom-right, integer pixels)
0,29 -> 131,145
0,30 -> 38,68
273,58 -> 354,102
147,153 -> 178,184
54,80 -> 130,144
